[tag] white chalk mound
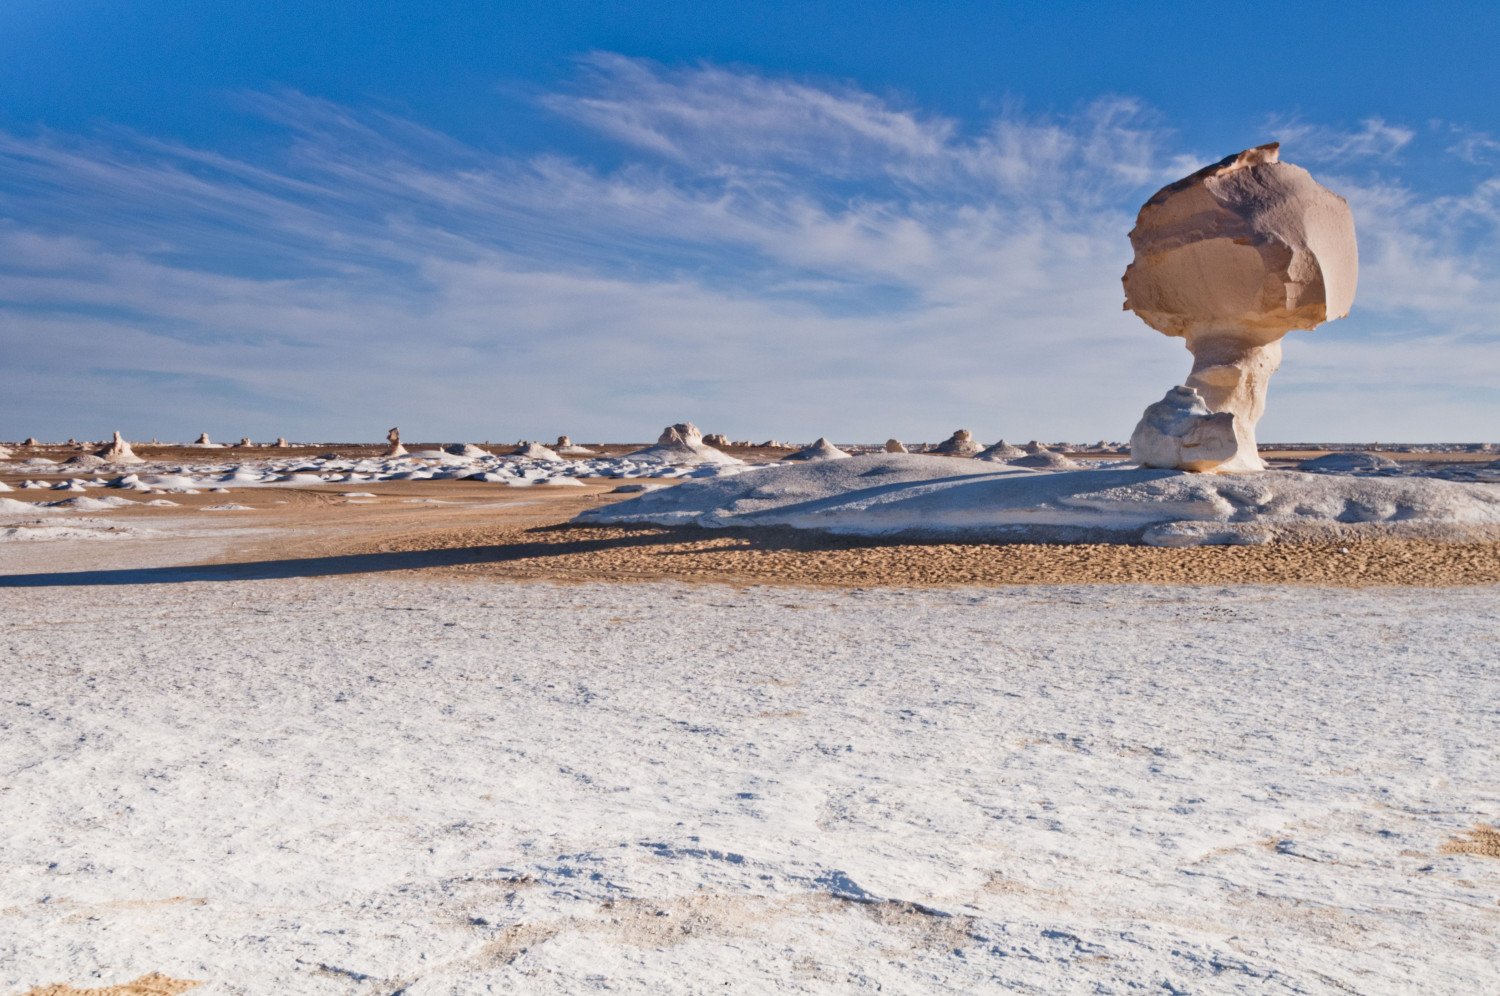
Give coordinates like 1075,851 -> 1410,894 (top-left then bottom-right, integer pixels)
1124,143 -> 1358,472
784,437 -> 852,462
512,441 -> 563,461
627,423 -> 743,466
976,439 -> 1026,462
884,438 -> 907,454
932,429 -> 982,456
578,453 -> 1500,545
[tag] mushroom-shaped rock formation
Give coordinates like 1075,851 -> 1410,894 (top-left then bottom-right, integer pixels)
976,439 -> 1026,462
783,437 -> 852,462
884,438 -> 908,454
96,431 -> 145,465
512,441 -> 563,461
385,427 -> 408,458
933,429 -> 983,456
1123,143 -> 1357,472
627,423 -> 743,466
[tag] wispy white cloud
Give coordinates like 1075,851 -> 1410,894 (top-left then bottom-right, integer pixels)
1262,115 -> 1415,162
1,56 -> 1497,442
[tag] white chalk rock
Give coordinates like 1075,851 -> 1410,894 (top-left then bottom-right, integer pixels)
627,423 -> 743,466
512,441 -> 562,461
784,437 -> 852,462
96,431 -> 144,465
385,427 -> 408,458
1130,386 -> 1245,472
933,429 -> 982,456
1123,143 -> 1357,472
976,439 -> 1026,462
884,438 -> 908,453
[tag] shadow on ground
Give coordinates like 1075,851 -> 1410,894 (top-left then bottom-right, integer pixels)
0,527 -> 701,587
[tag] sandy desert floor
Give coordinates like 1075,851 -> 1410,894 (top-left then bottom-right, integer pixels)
2,473 -> 1498,993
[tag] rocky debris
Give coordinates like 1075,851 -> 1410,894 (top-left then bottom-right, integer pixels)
784,437 -> 852,462
1298,452 -> 1401,475
1130,386 -> 1241,472
512,441 -> 563,461
884,438 -> 908,453
386,427 -> 408,458
932,429 -> 983,456
976,439 -> 1026,462
627,423 -> 744,466
62,453 -> 109,469
95,430 -> 145,465
757,440 -> 795,450
1123,143 -> 1358,472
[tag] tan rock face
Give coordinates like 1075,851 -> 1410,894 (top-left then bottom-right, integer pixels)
1123,143 -> 1357,472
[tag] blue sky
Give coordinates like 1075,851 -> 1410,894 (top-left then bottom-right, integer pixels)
3,1 -> 1498,442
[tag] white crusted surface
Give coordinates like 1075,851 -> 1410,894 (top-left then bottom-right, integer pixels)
1,577 -> 1497,993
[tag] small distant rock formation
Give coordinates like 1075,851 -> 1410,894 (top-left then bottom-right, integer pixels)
1297,451 -> 1400,475
702,433 -> 731,448
1123,143 -> 1358,472
556,435 -> 572,447
758,440 -> 795,450
385,427 -> 408,458
554,435 -> 597,455
96,430 -> 145,465
784,437 -> 852,462
446,442 -> 490,458
976,439 -> 1026,462
195,432 -> 212,445
23,437 -> 39,447
884,438 -> 907,453
1007,445 -> 1081,469
933,429 -> 982,456
512,441 -> 562,461
1130,386 -> 1240,472
275,437 -> 291,448
237,436 -> 252,447
627,423 -> 743,465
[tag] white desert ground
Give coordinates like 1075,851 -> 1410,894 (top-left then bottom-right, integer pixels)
2,441 -> 1499,995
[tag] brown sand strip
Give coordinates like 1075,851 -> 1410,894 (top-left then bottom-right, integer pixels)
345,522 -> 1500,588
22,975 -> 200,996
1441,825 -> 1500,859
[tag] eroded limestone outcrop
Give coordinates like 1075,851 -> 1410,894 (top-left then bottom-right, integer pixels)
1123,143 -> 1357,472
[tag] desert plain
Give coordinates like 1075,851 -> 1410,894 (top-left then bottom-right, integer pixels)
1,439 -> 1498,995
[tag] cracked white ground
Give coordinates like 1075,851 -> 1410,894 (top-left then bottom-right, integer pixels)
1,577 -> 1497,993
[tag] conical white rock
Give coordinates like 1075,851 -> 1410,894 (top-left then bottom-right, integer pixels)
1123,143 -> 1357,472
976,439 -> 1026,461
784,437 -> 851,462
